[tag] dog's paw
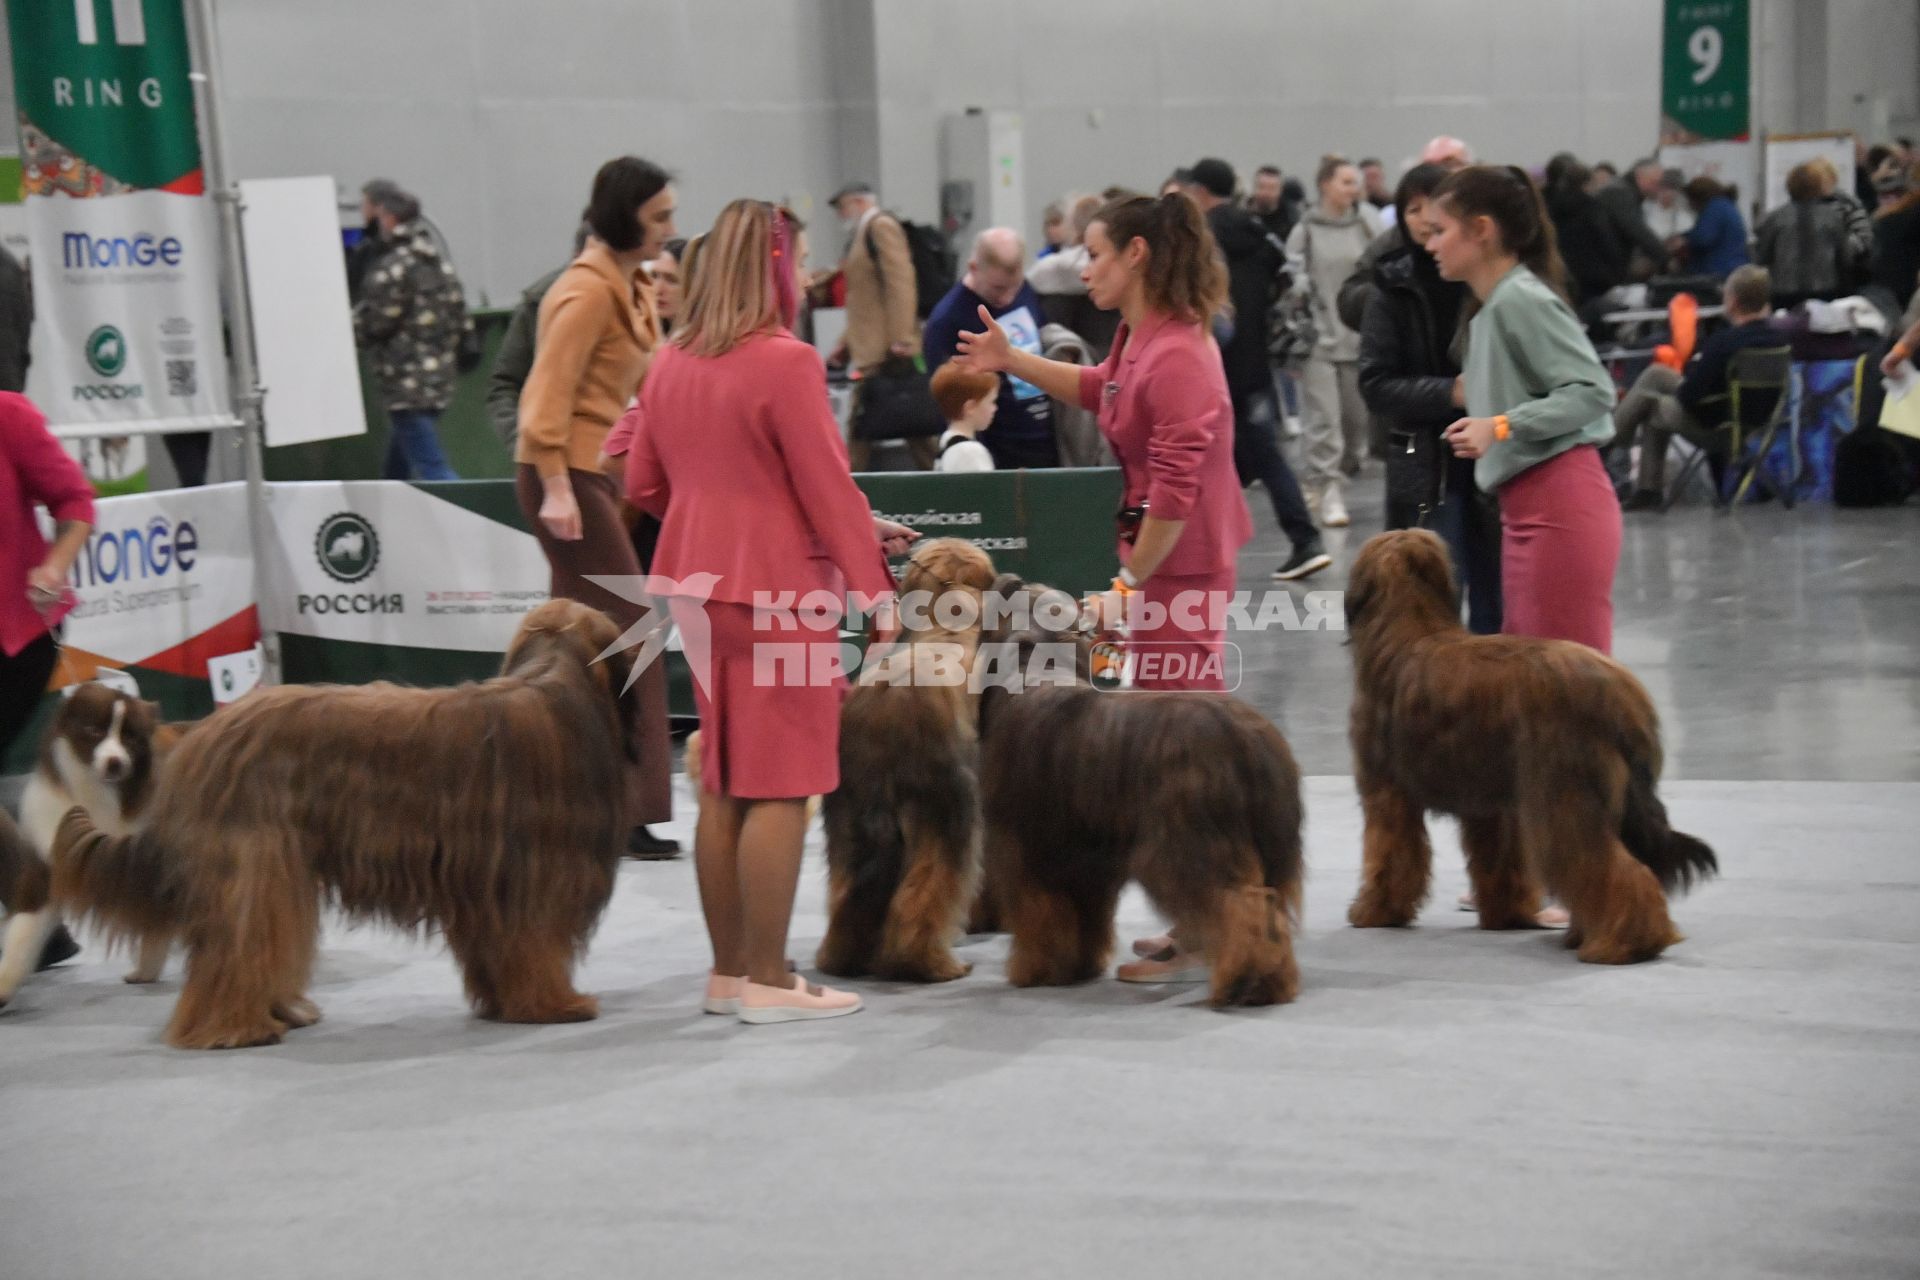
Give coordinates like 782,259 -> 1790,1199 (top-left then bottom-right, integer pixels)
171,1021 -> 286,1050
123,969 -> 162,985
550,993 -> 600,1022
1347,897 -> 1415,929
915,958 -> 973,984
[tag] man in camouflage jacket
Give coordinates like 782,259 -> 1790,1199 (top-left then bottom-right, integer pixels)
352,182 -> 471,479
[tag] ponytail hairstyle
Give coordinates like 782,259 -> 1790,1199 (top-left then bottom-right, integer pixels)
1089,193 -> 1228,326
1434,164 -> 1571,304
768,204 -> 803,330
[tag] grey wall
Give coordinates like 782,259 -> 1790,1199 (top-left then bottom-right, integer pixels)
874,0 -> 1920,231
200,0 -> 862,305
5,0 -> 1915,300
874,0 -> 1669,225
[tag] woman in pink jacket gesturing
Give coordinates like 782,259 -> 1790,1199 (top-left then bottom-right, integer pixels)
956,194 -> 1252,693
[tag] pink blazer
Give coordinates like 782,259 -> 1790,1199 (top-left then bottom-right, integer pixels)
1,393 -> 95,656
617,332 -> 895,610
1076,314 -> 1252,579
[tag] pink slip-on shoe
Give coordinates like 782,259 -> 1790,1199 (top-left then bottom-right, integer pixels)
737,975 -> 863,1024
703,972 -> 745,1015
1115,947 -> 1210,984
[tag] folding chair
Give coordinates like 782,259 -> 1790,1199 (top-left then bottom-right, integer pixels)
1662,345 -> 1796,512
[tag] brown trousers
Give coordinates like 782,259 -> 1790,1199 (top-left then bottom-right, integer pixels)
516,465 -> 672,826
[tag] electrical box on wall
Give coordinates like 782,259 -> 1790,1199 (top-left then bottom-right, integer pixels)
940,109 -> 1026,256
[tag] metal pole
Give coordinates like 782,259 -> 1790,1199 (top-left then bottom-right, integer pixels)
184,0 -> 280,686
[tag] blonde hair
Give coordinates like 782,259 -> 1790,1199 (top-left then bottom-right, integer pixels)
672,199 -> 795,358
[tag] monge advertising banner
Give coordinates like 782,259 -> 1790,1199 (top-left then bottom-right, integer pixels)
54,480 -> 259,681
8,0 -> 232,432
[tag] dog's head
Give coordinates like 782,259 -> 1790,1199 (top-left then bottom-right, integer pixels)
975,573 -> 1092,733
506,601 -> 638,751
899,538 -> 996,619
1344,530 -> 1460,640
46,682 -> 160,790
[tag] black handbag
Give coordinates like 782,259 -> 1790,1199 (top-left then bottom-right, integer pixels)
1385,428 -> 1446,526
850,355 -> 944,441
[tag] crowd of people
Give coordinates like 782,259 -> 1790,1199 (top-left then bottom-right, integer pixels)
7,124 -> 1918,1020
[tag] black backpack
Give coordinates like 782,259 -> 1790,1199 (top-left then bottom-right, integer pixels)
865,213 -> 955,320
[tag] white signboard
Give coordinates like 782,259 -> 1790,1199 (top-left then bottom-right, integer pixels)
240,176 -> 365,447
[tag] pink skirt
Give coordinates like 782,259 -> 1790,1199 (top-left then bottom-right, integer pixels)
1130,566 -> 1238,692
1496,444 -> 1621,654
670,599 -> 850,800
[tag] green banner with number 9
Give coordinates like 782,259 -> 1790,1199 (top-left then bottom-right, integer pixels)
1663,0 -> 1750,141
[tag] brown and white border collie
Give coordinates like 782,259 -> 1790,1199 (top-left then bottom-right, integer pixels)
0,683 -> 179,1008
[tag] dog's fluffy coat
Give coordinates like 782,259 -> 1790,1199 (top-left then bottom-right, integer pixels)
0,684 -> 179,1007
1343,530 -> 1716,962
977,579 -> 1305,1008
816,539 -> 997,983
50,600 -> 638,1048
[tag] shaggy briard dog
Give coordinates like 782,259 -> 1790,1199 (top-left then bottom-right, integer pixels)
816,539 -> 998,983
978,580 -> 1305,1008
1343,530 -> 1717,963
49,599 -> 638,1048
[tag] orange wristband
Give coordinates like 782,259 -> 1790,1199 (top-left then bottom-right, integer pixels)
1894,342 -> 1913,362
1111,575 -> 1137,597
1493,415 -> 1511,441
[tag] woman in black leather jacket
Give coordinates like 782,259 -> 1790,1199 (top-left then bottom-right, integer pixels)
1354,163 -> 1502,633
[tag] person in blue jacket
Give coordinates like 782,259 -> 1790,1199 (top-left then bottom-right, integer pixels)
1674,176 -> 1751,279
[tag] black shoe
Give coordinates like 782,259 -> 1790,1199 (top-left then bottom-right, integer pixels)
36,925 -> 81,972
1274,541 -> 1333,581
626,826 -> 682,860
1620,489 -> 1664,512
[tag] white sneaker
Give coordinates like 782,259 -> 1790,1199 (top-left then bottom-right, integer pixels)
1320,488 -> 1350,528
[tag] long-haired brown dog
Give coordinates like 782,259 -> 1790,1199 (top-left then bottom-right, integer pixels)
49,599 -> 637,1048
978,580 -> 1305,1008
1344,530 -> 1716,963
815,538 -> 998,983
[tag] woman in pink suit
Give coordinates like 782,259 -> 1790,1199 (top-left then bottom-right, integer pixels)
619,201 -> 904,1025
956,194 -> 1254,984
956,194 -> 1252,693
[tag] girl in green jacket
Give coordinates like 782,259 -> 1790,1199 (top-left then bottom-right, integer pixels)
1428,166 -> 1622,656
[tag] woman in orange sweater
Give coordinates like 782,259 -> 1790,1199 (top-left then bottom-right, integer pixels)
516,156 -> 679,856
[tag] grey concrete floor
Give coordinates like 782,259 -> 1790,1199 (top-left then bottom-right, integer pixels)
1235,475 -> 1920,782
2,477 -> 1918,1279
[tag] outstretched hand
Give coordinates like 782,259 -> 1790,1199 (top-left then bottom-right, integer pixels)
953,304 -> 1013,374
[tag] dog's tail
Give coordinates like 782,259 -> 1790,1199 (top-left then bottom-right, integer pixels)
1207,886 -> 1300,1009
49,807 -> 181,944
1618,760 -> 1718,894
